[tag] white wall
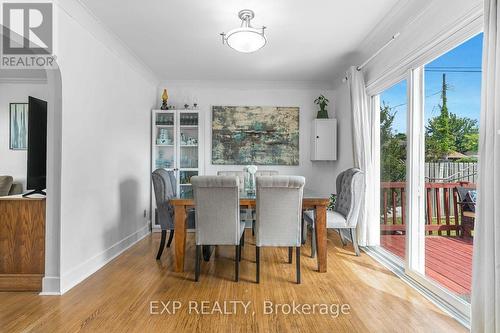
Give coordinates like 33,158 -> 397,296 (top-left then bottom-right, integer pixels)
0,83 -> 48,190
159,80 -> 354,195
52,0 -> 158,293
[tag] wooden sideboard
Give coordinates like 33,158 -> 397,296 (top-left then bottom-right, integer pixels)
0,195 -> 45,291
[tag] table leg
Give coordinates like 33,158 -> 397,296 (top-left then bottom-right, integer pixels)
174,204 -> 187,272
315,205 -> 327,272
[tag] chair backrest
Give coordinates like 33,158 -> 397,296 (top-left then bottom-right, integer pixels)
217,171 -> 245,190
255,170 -> 279,177
255,176 -> 305,247
152,169 -> 176,229
457,187 -> 476,212
192,176 -> 241,245
334,168 -> 365,227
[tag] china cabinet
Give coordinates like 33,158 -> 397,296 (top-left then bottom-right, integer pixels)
151,109 -> 202,227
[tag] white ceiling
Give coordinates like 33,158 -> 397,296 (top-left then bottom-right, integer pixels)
79,0 -> 401,83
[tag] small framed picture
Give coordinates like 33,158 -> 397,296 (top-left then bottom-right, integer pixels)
9,103 -> 28,150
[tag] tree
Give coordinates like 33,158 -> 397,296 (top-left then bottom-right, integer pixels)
425,74 -> 479,161
380,103 -> 407,182
448,113 -> 479,153
425,74 -> 456,161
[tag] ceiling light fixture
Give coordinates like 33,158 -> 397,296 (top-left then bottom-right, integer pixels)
220,9 -> 267,53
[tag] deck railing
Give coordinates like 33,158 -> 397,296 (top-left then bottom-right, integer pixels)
380,181 -> 475,235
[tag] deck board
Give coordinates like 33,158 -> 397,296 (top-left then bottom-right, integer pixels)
381,235 -> 472,299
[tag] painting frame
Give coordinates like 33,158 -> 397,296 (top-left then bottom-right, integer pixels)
211,105 -> 300,166
9,102 -> 29,150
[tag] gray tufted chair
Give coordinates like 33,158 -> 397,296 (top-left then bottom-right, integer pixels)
255,170 -> 279,177
303,168 -> 365,256
152,169 -> 195,260
192,176 -> 245,282
255,176 -> 305,284
217,170 -> 279,236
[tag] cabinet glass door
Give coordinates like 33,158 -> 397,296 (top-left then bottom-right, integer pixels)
178,112 -> 199,197
154,112 -> 175,169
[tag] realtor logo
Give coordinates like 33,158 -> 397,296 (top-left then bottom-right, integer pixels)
1,2 -> 55,68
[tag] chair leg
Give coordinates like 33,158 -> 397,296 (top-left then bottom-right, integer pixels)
241,230 -> 245,247
338,229 -> 347,246
256,246 -> 260,283
235,245 -> 240,282
301,218 -> 307,245
311,223 -> 317,259
195,245 -> 201,282
166,229 -> 174,247
203,245 -> 213,262
252,220 -> 255,236
350,228 -> 360,256
296,246 -> 301,284
288,247 -> 293,263
156,230 -> 167,260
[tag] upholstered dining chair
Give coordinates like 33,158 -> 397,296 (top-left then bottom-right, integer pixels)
255,170 -> 279,177
152,169 -> 195,260
192,176 -> 245,282
216,171 -> 245,190
303,168 -> 365,257
255,176 -> 305,284
219,170 -> 280,235
217,170 -> 254,232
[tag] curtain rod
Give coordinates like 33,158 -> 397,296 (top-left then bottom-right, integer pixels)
343,33 -> 400,82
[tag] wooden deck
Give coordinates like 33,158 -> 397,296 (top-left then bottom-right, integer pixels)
381,235 -> 472,299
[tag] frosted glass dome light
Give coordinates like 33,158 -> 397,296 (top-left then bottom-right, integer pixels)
221,10 -> 267,53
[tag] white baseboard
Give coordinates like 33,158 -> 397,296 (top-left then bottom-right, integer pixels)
40,276 -> 61,295
60,224 -> 150,294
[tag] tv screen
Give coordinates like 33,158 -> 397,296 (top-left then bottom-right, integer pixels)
26,96 -> 47,194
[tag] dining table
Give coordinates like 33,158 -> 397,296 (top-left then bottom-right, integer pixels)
169,188 -> 330,273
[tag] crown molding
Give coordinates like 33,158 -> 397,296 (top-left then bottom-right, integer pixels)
160,79 -> 335,91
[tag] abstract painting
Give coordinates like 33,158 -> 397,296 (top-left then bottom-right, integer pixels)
212,106 -> 299,165
9,103 -> 28,150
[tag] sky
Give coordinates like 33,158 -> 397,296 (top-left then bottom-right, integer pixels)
380,33 -> 483,133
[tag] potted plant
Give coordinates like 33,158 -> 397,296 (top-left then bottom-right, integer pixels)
314,95 -> 329,119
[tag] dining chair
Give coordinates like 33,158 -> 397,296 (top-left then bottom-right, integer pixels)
216,171 -> 281,236
216,171 -> 245,190
255,176 -> 305,284
255,170 -> 279,177
152,169 -> 195,260
303,168 -> 365,257
191,176 -> 245,282
217,170 -> 253,231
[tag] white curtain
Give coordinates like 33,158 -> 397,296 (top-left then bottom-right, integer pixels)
471,0 -> 500,331
347,66 -> 379,246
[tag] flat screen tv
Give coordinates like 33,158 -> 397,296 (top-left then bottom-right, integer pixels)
23,96 -> 47,197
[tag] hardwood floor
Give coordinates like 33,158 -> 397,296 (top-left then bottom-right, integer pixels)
0,231 -> 466,332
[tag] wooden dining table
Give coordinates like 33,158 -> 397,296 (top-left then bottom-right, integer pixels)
169,189 -> 330,273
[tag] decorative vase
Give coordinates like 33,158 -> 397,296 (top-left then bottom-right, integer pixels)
244,165 -> 258,194
161,89 -> 169,110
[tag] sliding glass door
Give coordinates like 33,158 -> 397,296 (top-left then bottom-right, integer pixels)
374,32 -> 482,316
421,33 -> 482,303
379,80 -> 408,262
